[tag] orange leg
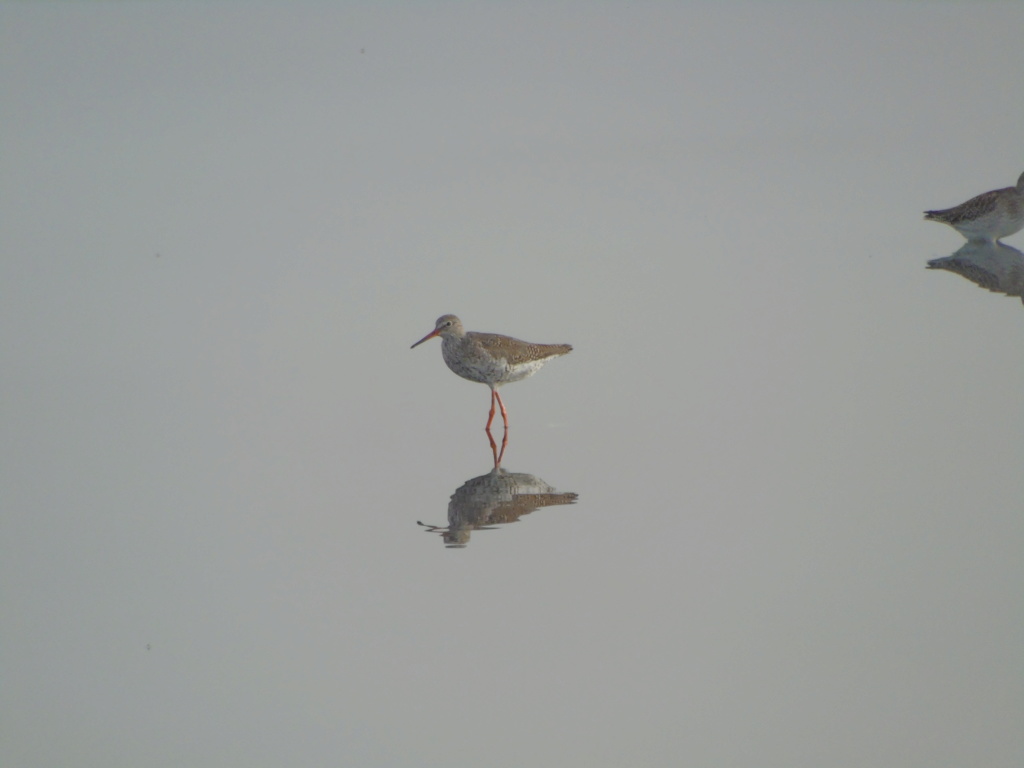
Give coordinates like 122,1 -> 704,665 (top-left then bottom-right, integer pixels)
494,390 -> 509,429
485,390 -> 498,431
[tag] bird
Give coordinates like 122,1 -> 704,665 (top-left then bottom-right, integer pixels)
410,315 -> 572,431
924,170 -> 1024,242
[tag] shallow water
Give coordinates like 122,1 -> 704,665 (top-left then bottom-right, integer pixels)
3,4 -> 1023,767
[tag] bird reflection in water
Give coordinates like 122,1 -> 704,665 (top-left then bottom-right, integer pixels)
927,240 -> 1024,306
418,467 -> 578,548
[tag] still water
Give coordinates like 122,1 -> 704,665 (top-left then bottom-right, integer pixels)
3,4 -> 1023,768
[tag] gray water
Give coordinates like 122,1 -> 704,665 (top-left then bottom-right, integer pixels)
3,4 -> 1023,767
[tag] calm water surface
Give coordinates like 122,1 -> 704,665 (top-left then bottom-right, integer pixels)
3,4 -> 1023,767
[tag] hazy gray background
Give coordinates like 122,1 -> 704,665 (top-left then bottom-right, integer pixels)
3,3 -> 1022,767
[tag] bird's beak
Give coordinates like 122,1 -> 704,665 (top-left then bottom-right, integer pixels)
410,328 -> 441,349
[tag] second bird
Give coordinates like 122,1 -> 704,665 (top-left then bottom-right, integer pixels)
924,170 -> 1024,243
411,315 -> 572,431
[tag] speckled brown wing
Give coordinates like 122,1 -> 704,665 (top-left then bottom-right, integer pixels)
505,342 -> 572,365
925,188 -> 1005,224
470,332 -> 572,364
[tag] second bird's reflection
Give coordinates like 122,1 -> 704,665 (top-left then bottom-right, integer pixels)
927,240 -> 1024,305
418,465 -> 578,548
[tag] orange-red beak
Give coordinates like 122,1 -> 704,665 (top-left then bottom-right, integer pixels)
410,328 -> 441,349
